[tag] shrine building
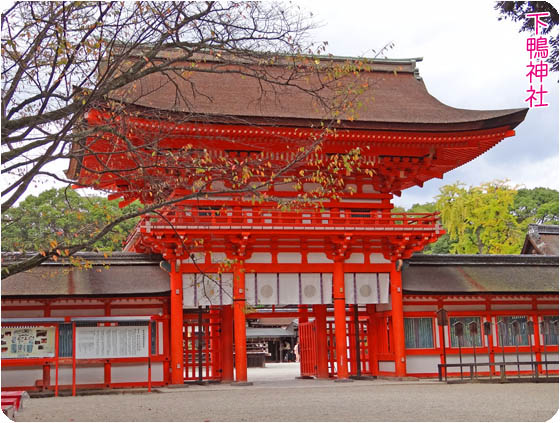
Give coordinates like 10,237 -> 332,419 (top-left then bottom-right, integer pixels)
1,53 -> 558,392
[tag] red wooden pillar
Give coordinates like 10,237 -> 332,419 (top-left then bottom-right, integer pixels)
533,313 -> 543,375
366,304 -> 378,377
221,305 -> 234,382
170,260 -> 184,384
233,261 -> 248,382
299,305 -> 309,324
390,267 -> 406,377
333,259 -> 349,379
313,304 -> 329,378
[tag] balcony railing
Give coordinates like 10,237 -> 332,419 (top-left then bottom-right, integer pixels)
141,207 -> 442,233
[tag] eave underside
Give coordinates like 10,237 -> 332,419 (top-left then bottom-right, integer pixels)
71,109 -> 520,202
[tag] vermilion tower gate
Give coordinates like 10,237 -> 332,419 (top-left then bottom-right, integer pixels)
68,54 -> 527,383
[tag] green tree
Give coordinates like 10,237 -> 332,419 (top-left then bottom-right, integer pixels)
2,188 -> 141,254
495,1 -> 559,72
435,181 -> 524,254
513,187 -> 559,225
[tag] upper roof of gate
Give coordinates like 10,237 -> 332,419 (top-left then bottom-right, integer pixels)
106,52 -> 528,132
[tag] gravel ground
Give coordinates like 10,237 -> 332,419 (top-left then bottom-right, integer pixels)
14,364 -> 559,422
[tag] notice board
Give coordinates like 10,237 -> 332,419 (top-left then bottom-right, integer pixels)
76,326 -> 148,359
1,326 -> 56,358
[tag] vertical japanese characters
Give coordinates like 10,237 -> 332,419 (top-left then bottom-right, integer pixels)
525,12 -> 550,108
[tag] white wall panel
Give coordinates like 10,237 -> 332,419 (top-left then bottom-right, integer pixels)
1,367 -> 43,387
404,305 -> 438,312
300,273 -> 323,304
277,252 -> 301,263
278,273 -> 299,304
346,253 -> 364,264
255,273 -> 277,305
321,273 -> 333,304
492,304 -> 532,310
51,308 -> 104,317
111,308 -> 162,316
111,363 -> 148,383
245,253 -> 272,264
405,355 -> 441,374
75,365 -> 104,384
379,273 -> 390,303
370,253 -> 390,263
443,305 -> 486,311
378,361 -> 395,372
537,304 -> 559,309
183,273 -> 233,307
307,253 -> 332,263
210,252 -> 227,263
356,273 -> 380,304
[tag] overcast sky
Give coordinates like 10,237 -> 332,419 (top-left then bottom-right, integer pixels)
305,0 -> 559,208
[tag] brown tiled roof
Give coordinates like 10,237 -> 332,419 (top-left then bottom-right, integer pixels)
521,224 -> 559,255
1,253 -> 169,297
107,54 -> 528,132
403,254 -> 559,294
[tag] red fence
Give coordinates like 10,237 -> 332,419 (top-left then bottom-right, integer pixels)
299,321 -> 318,377
183,308 -> 222,382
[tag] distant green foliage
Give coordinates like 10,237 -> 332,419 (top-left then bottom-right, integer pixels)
512,187 -> 559,225
1,188 -> 141,253
394,183 -> 558,255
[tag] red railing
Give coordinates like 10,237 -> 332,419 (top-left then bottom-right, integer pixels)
141,207 -> 441,231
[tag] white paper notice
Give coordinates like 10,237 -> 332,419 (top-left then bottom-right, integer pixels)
76,326 -> 148,358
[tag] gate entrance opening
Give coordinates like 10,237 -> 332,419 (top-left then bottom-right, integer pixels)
180,305 -> 384,383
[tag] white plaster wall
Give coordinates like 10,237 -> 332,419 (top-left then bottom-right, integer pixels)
542,353 -> 559,370
346,253 -> 364,264
361,184 -> 378,194
184,253 -> 205,264
378,361 -> 396,373
1,367 -> 43,387
275,182 -> 297,192
278,273 -> 300,304
537,304 -> 559,310
150,362 -> 164,382
443,305 -> 486,311
51,308 -> 104,317
370,253 -> 390,264
300,273 -> 324,304
158,322 -> 164,355
303,183 -> 322,192
183,273 -> 233,307
403,305 -> 438,312
245,253 -> 272,264
210,252 -> 228,263
379,274 -> 390,303
277,252 -> 301,263
111,308 -> 163,316
51,366 -> 71,385
493,353 -> 537,372
307,253 -> 332,263
491,304 -> 532,310
75,365 -> 105,384
405,355 -> 441,374
111,363 -> 148,383
253,273 -> 277,305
